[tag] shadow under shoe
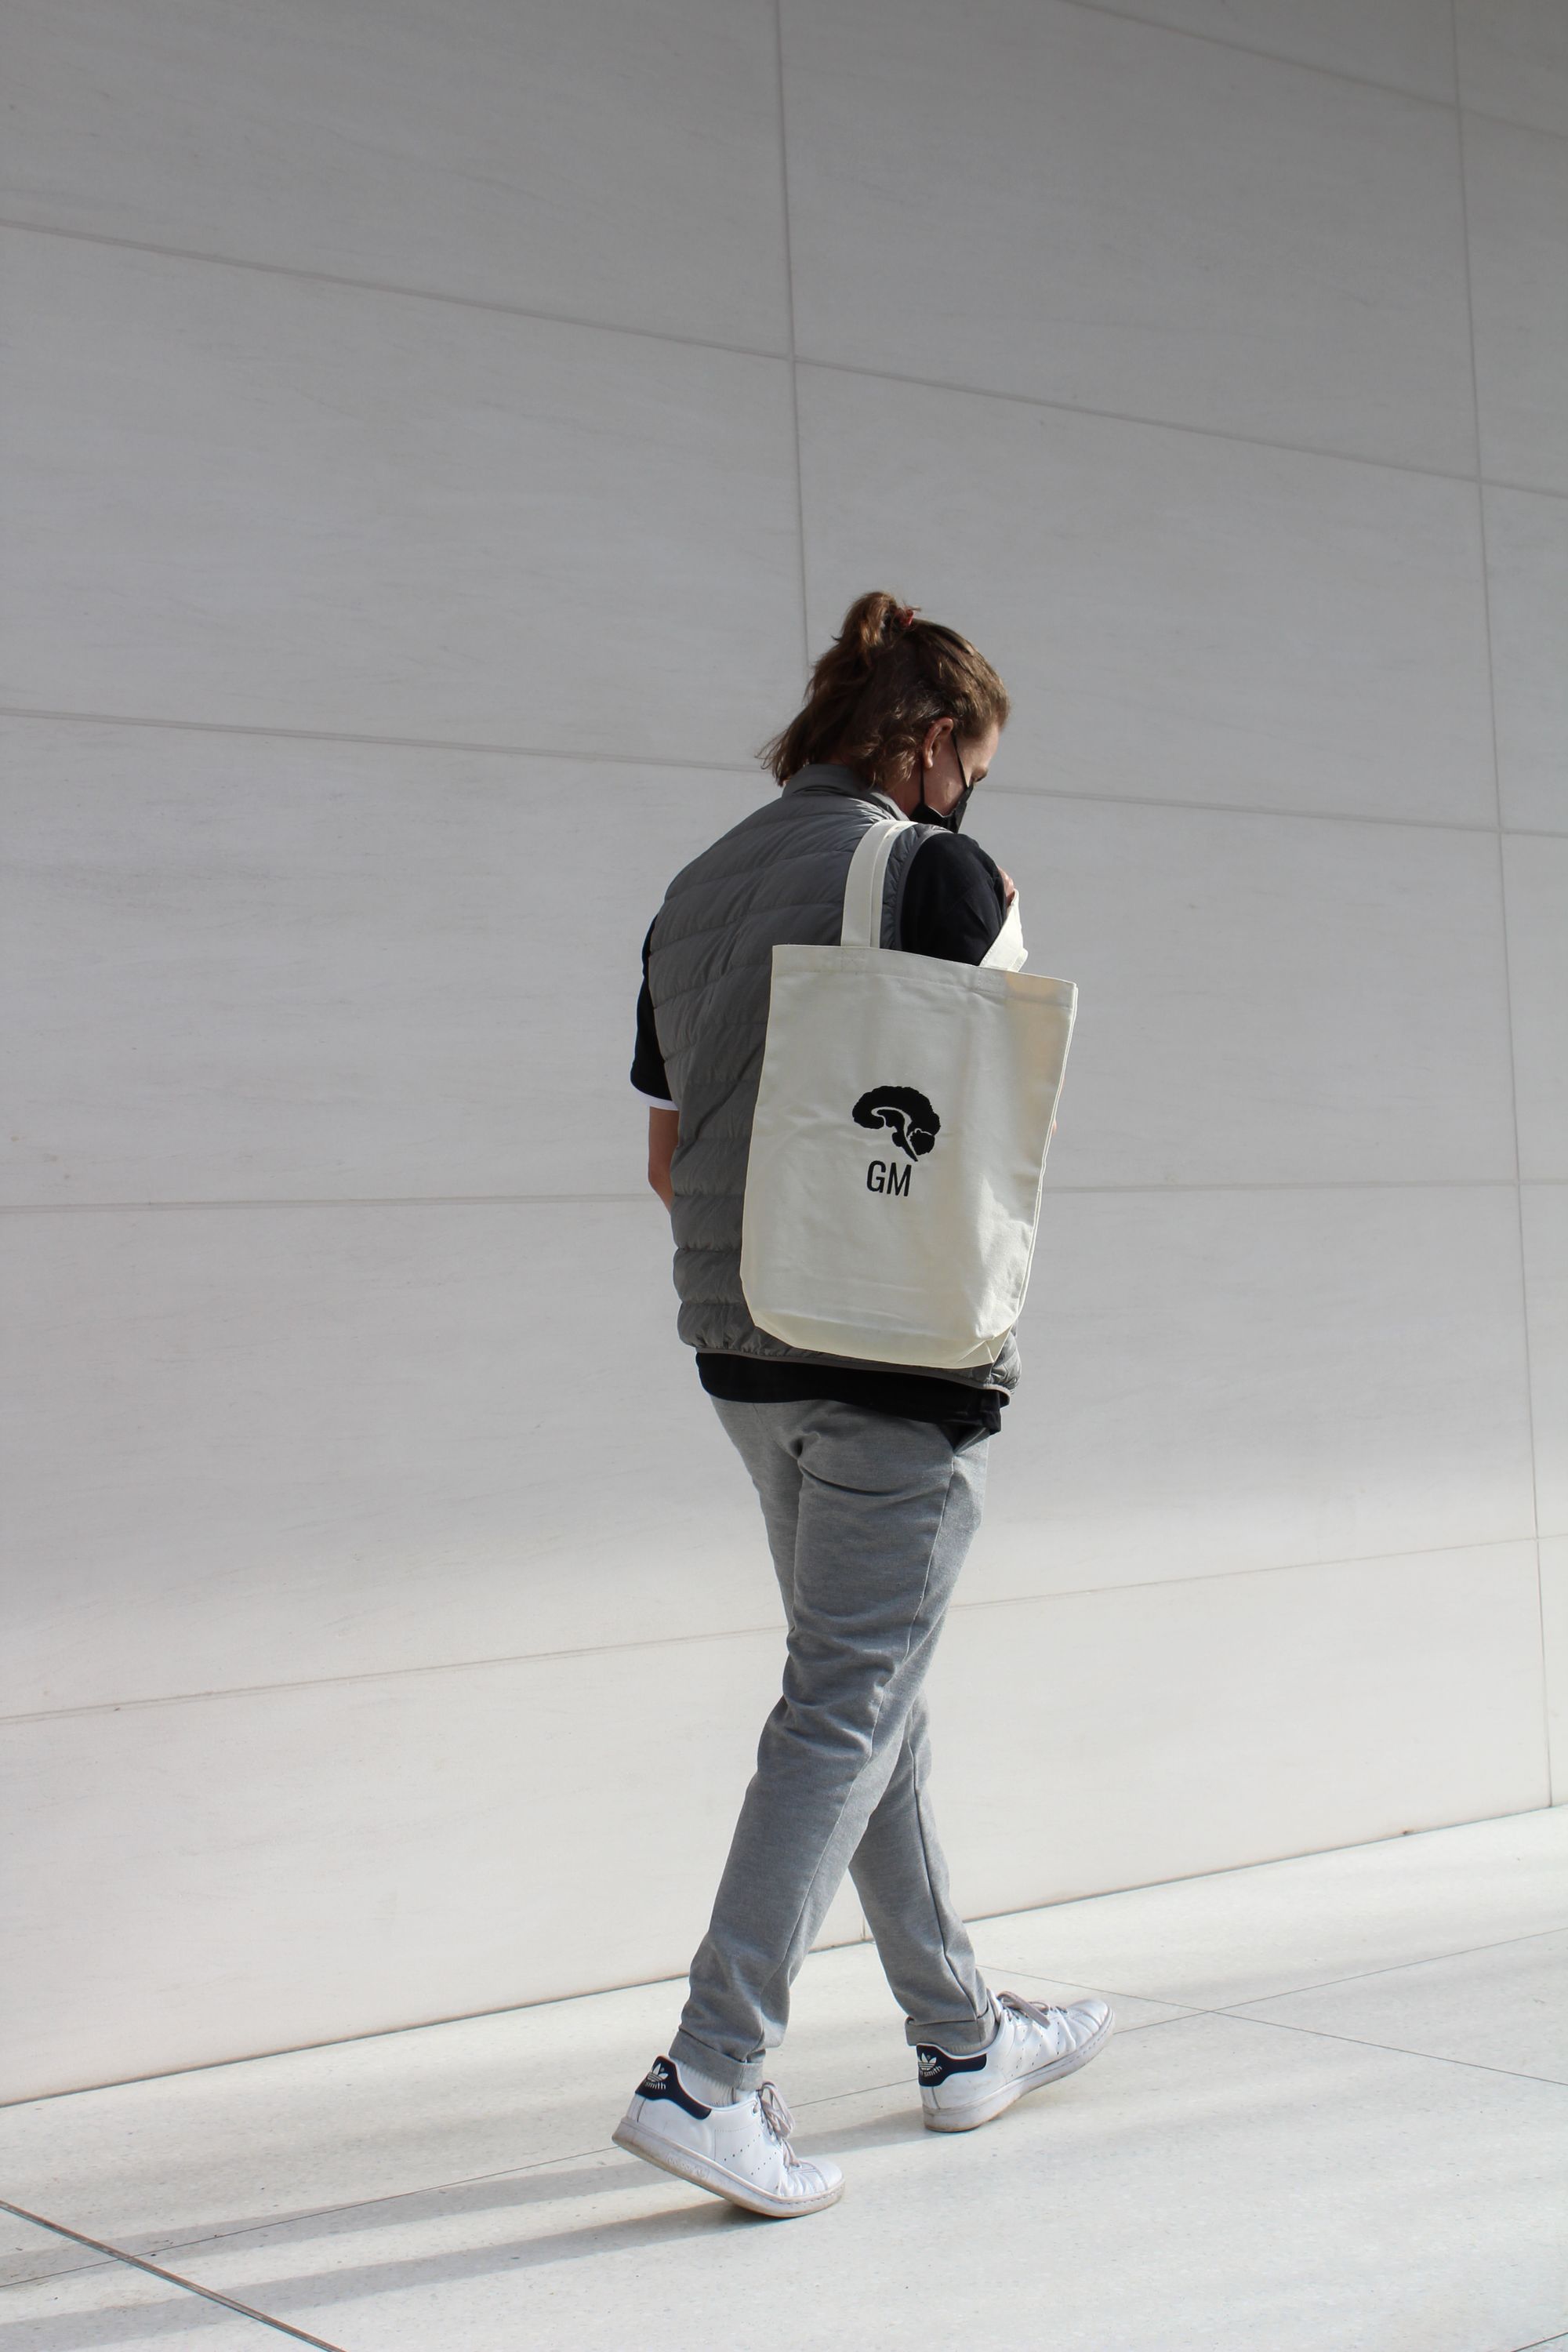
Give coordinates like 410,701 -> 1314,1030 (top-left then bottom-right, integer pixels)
917,1989 -> 1116,2132
612,2056 -> 844,2219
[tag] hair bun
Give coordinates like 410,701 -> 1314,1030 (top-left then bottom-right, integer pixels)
755,588 -> 1008,791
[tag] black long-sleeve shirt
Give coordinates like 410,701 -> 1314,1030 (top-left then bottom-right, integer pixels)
632,828 -> 1012,1436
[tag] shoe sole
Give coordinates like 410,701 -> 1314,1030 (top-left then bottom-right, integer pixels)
611,2118 -> 843,2219
921,2007 -> 1116,2133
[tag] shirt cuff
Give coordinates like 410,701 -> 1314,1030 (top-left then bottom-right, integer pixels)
634,1086 -> 678,1109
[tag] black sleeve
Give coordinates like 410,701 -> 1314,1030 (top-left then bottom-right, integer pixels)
897,831 -> 1008,964
630,918 -> 677,1106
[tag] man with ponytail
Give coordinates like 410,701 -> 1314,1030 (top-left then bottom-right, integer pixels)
612,594 -> 1112,2220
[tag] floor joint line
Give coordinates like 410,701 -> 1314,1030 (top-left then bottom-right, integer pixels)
0,2197 -> 347,2349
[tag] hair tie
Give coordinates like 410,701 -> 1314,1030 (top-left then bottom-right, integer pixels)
892,603 -> 918,632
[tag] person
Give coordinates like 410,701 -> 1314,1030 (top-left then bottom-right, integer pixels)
611,592 -> 1112,2220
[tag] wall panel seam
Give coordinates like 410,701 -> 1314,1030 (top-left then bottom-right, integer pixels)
773,0 -> 809,685
0,1177 -> 1540,1216
1047,0 -> 1461,110
1450,0 -> 1552,1800
7,218 -> 1548,495
0,706 -> 1530,838
0,1176 -> 1541,1217
1,1530 -> 1544,1730
0,217 -> 791,365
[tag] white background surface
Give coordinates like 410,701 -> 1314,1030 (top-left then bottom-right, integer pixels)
1,0 -> 1563,2100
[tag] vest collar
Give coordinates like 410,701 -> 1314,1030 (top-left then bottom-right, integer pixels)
782,762 -> 905,820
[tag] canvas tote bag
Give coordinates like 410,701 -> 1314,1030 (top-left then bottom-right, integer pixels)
739,817 -> 1078,1369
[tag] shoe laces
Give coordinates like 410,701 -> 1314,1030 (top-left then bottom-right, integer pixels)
998,1988 -> 1061,2042
756,2080 -> 796,2147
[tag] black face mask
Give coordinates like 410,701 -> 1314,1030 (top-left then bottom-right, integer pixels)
910,731 -> 974,832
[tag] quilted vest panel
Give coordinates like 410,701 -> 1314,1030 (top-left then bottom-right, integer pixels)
644,763 -> 1021,1395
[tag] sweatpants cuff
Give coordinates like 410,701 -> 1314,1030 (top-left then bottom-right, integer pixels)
668,2026 -> 762,2099
903,1990 -> 1000,2054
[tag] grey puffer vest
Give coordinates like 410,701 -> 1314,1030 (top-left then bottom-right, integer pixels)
644,764 -> 1021,1396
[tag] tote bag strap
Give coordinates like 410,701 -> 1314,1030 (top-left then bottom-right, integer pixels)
840,818 -> 914,948
843,815 -> 1029,970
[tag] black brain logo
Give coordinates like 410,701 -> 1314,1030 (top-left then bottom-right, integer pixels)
852,1086 -> 942,1161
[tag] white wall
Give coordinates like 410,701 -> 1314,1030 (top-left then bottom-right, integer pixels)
2,0 -> 1563,2103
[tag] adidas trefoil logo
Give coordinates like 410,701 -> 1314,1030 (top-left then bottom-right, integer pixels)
918,2052 -> 943,2078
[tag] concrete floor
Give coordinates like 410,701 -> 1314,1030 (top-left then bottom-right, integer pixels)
2,1807 -> 1566,2352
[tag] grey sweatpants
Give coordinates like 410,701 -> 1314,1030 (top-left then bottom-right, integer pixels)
668,1394 -> 1000,2097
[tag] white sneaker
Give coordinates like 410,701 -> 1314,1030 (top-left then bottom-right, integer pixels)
917,1989 -> 1115,2132
612,2055 -> 844,2219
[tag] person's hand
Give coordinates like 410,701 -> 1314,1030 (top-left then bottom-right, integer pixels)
998,866 -> 1018,906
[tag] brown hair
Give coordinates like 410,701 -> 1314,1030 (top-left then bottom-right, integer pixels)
758,591 -> 1010,794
